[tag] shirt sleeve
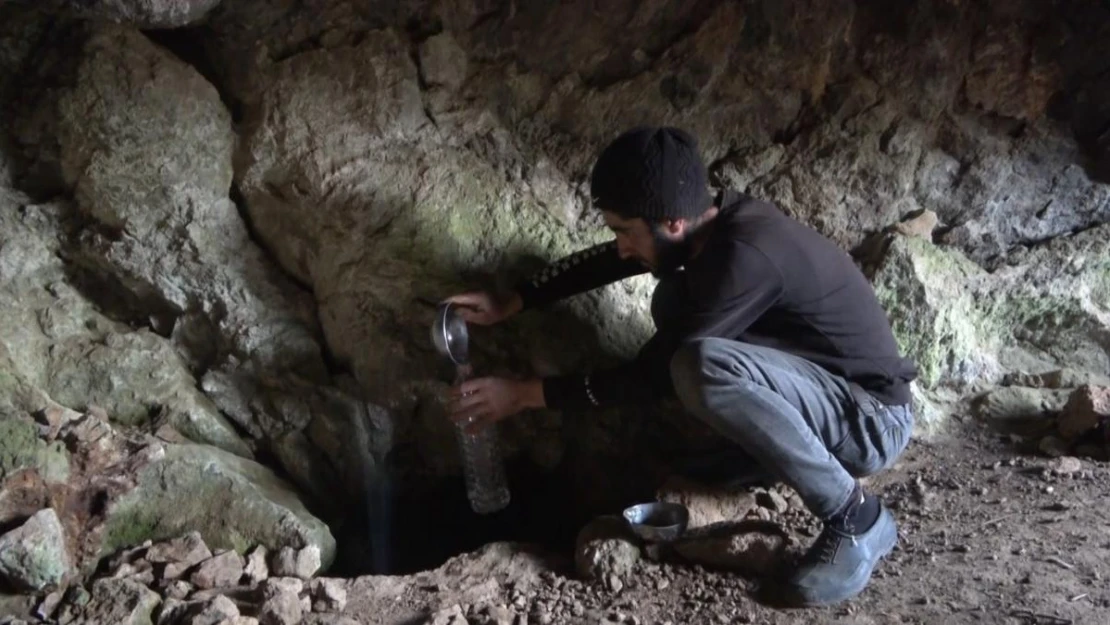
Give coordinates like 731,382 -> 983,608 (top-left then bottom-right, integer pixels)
541,241 -> 785,411
514,241 -> 648,310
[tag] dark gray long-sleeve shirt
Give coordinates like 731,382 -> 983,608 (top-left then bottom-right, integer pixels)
516,190 -> 918,409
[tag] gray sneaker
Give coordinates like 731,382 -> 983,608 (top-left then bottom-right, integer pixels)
785,503 -> 898,606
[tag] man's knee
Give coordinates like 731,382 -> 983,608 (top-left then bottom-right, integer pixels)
670,337 -> 751,410
670,338 -> 716,391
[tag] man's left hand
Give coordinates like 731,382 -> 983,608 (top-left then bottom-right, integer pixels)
448,377 -> 544,434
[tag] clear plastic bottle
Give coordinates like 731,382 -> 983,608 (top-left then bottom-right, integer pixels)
454,364 -> 511,515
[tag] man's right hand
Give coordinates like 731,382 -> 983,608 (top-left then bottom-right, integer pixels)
443,290 -> 523,326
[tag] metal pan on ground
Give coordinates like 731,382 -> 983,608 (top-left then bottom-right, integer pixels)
623,502 -> 690,543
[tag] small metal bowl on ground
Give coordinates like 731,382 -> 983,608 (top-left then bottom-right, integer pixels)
623,502 -> 690,543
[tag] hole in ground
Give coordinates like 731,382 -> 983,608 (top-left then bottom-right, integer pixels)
327,456 -> 658,577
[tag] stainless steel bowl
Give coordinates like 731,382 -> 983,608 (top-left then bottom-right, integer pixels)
430,302 -> 470,366
622,502 -> 689,543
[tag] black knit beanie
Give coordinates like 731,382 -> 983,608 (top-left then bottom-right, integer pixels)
589,126 -> 712,221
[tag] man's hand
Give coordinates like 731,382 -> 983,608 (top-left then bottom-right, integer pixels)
443,291 -> 523,326
448,377 -> 545,433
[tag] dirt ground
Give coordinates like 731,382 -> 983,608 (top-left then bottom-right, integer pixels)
349,416 -> 1110,625
5,416 -> 1108,625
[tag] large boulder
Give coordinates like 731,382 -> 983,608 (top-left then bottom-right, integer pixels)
872,227 -> 1110,422
0,508 -> 73,591
100,443 -> 336,571
48,25 -> 325,379
0,189 -> 249,457
1,188 -> 249,457
872,235 -> 1003,390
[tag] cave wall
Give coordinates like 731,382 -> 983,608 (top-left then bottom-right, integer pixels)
194,0 -> 1110,258
194,0 -> 1110,445
0,0 -> 1108,563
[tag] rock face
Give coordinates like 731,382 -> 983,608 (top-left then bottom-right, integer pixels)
51,25 -> 324,379
0,182 -> 336,580
0,0 -> 1108,589
200,368 -> 388,519
2,0 -> 223,28
190,0 -> 1110,470
0,188 -> 250,457
206,0 -> 1110,254
3,14 -> 382,539
227,19 -> 658,478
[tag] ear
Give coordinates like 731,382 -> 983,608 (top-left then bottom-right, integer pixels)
662,219 -> 686,236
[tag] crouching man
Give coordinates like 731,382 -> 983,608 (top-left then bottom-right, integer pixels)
444,126 -> 917,606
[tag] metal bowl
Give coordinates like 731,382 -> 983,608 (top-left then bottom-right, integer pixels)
430,302 -> 470,365
622,502 -> 689,543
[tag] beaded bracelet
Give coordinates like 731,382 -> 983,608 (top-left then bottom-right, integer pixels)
584,375 -> 599,406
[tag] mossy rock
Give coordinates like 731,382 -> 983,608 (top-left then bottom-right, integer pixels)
873,236 -> 1001,388
873,233 -> 1110,391
0,414 -> 69,484
99,443 -> 335,573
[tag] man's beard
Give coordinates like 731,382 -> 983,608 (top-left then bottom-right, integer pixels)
649,226 -> 693,277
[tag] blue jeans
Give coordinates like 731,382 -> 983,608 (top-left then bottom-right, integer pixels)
654,278 -> 914,519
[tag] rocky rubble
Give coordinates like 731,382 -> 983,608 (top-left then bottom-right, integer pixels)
0,404 -> 333,608
0,530 -> 350,625
966,375 -> 1110,461
415,549 -> 760,625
